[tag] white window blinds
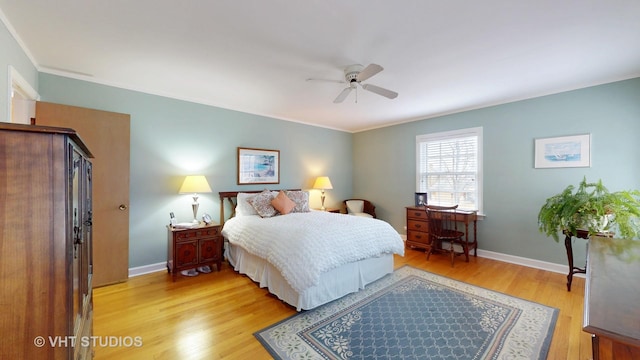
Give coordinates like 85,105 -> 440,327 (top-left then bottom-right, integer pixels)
416,127 -> 482,212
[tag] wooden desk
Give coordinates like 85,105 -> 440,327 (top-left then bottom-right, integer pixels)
405,206 -> 478,257
583,236 -> 640,360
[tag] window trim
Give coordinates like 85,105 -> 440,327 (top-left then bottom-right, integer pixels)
416,127 -> 483,214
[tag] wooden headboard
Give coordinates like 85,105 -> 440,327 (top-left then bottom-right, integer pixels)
219,189 -> 302,225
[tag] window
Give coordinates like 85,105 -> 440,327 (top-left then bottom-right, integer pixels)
416,127 -> 482,213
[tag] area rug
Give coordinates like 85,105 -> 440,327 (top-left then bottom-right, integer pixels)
255,266 -> 558,360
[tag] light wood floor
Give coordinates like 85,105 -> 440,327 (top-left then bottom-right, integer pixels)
93,248 -> 593,359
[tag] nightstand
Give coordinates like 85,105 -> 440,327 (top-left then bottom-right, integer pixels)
167,223 -> 223,281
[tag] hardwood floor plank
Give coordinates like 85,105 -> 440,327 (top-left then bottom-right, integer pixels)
93,248 -> 588,359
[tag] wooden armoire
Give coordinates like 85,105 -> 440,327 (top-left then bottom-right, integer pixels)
0,123 -> 94,359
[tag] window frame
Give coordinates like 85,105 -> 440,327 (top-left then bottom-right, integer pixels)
416,127 -> 483,214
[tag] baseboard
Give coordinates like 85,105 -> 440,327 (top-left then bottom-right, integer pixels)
128,262 -> 166,277
400,233 -> 578,278
476,249 -> 581,278
127,237 -> 578,279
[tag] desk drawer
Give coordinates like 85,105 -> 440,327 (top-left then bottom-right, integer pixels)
407,219 -> 429,232
406,208 -> 427,220
407,230 -> 429,244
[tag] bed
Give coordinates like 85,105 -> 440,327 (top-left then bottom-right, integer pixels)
219,189 -> 405,311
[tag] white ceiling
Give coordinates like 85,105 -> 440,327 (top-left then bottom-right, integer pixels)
2,1 -> 640,132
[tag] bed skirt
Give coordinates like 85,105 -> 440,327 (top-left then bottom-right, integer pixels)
225,244 -> 394,311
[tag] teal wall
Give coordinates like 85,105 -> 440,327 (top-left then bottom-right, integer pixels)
0,19 -> 38,120
354,78 -> 640,266
37,74 -> 353,268
4,15 -> 640,269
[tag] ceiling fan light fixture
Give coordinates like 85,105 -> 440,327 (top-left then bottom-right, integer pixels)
311,63 -> 398,103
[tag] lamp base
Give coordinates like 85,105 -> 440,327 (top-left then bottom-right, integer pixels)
191,196 -> 200,224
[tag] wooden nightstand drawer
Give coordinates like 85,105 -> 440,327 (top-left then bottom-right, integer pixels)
175,227 -> 220,240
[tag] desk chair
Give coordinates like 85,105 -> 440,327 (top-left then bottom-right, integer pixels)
425,205 -> 468,267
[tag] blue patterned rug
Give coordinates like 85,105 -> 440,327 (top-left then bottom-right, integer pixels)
255,266 -> 558,359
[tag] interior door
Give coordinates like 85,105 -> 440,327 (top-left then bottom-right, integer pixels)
35,101 -> 130,287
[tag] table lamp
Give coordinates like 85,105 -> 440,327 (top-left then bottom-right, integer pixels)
179,175 -> 212,223
313,176 -> 333,211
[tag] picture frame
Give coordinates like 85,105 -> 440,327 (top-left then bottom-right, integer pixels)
202,213 -> 212,224
415,192 -> 427,207
237,147 -> 280,184
534,134 -> 591,168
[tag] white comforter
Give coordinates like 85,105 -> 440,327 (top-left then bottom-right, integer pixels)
222,211 -> 404,293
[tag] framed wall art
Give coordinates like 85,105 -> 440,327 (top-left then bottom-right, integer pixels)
534,134 -> 591,168
237,147 -> 280,184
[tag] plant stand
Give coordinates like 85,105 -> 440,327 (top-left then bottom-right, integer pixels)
564,229 -> 613,291
564,230 -> 589,291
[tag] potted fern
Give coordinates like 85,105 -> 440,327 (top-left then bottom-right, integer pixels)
538,177 -> 640,241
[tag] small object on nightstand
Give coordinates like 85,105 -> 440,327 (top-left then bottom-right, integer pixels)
173,222 -> 199,229
202,213 -> 212,224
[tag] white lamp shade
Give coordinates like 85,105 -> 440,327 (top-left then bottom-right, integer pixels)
313,176 -> 333,190
179,175 -> 212,194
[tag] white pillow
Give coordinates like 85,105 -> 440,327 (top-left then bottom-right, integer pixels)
236,193 -> 258,217
346,200 -> 364,214
354,212 -> 373,218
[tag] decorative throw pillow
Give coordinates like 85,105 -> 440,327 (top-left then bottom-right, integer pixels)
346,200 -> 364,214
271,190 -> 296,215
286,190 -> 310,213
248,190 -> 278,218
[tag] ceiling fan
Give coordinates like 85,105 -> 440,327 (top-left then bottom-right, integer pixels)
307,64 -> 398,103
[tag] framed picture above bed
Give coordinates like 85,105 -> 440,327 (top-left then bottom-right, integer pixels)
237,147 -> 280,184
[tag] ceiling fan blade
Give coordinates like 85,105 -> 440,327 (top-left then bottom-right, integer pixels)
356,64 -> 383,82
362,84 -> 398,99
306,78 -> 345,84
333,87 -> 353,103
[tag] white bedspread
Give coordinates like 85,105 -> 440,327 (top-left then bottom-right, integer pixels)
222,211 -> 404,293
